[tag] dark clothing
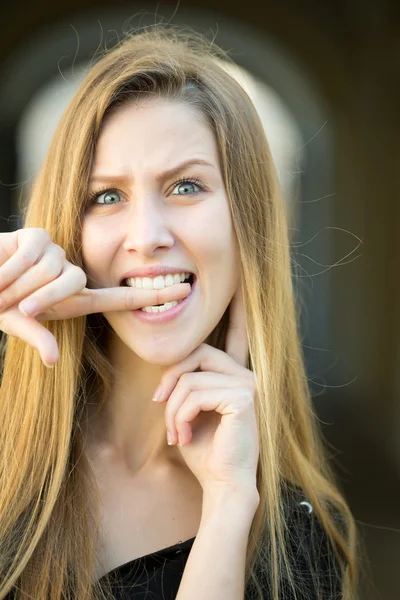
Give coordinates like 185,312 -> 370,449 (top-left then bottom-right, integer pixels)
98,487 -> 345,600
5,487 -> 345,599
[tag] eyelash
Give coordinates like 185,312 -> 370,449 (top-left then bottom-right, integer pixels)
87,176 -> 206,206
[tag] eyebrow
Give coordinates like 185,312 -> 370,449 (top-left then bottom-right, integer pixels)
89,158 -> 216,185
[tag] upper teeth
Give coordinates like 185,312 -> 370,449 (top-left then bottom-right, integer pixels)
125,272 -> 191,289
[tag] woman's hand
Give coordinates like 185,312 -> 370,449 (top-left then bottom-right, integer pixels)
152,281 -> 260,495
0,228 -> 190,367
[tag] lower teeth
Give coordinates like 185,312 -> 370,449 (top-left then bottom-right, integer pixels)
140,298 -> 185,313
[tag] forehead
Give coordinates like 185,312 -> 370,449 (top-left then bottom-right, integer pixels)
92,98 -> 219,173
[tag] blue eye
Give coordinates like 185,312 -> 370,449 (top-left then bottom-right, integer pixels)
171,178 -> 204,195
88,176 -> 206,206
93,190 -> 121,205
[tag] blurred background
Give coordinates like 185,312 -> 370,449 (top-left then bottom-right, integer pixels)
0,0 -> 398,598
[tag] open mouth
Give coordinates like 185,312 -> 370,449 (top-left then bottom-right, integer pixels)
121,274 -> 195,307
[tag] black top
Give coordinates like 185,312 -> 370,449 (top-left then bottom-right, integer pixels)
97,488 -> 346,600
5,488 -> 346,599
98,536 -> 196,600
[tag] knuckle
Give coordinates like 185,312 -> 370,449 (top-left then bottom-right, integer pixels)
51,244 -> 66,261
37,228 -> 51,243
174,411 -> 185,426
19,249 -> 38,267
178,372 -> 191,386
165,402 -> 178,424
71,265 -> 87,287
78,269 -> 87,288
41,257 -> 63,279
174,406 -> 189,427
55,245 -> 66,260
24,227 -> 49,242
173,378 -> 187,398
123,287 -> 135,311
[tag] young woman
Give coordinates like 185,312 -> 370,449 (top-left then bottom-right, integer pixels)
0,25 -> 358,599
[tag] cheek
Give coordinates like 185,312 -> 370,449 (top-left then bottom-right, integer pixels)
81,219 -> 115,286
194,216 -> 237,268
190,215 -> 239,304
188,201 -> 235,257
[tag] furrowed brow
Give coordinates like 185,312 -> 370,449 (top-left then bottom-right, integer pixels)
90,158 -> 216,185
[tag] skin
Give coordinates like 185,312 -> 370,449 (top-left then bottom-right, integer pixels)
81,97 -> 242,476
0,99 -> 259,576
0,96 -> 259,580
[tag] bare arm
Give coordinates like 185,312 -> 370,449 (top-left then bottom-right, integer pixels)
176,485 -> 259,600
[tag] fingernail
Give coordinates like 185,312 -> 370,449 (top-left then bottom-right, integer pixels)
167,431 -> 173,445
152,384 -> 162,402
43,361 -> 54,369
20,299 -> 39,316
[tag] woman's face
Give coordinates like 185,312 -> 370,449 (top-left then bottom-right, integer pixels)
81,97 -> 240,365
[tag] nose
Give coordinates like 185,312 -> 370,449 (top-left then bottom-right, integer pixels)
122,192 -> 175,256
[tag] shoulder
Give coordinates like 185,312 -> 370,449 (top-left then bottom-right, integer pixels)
248,485 -> 346,600
282,483 -> 347,551
281,484 -> 346,599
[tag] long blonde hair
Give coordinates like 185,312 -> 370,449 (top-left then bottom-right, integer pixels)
0,24 -> 358,599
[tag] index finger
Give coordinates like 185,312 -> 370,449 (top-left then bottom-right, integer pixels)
0,229 -> 50,289
225,277 -> 249,367
36,282 -> 191,321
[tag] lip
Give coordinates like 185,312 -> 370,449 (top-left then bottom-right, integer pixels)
131,277 -> 197,324
120,266 -> 194,284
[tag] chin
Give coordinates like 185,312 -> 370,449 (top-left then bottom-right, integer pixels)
125,334 -> 202,366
